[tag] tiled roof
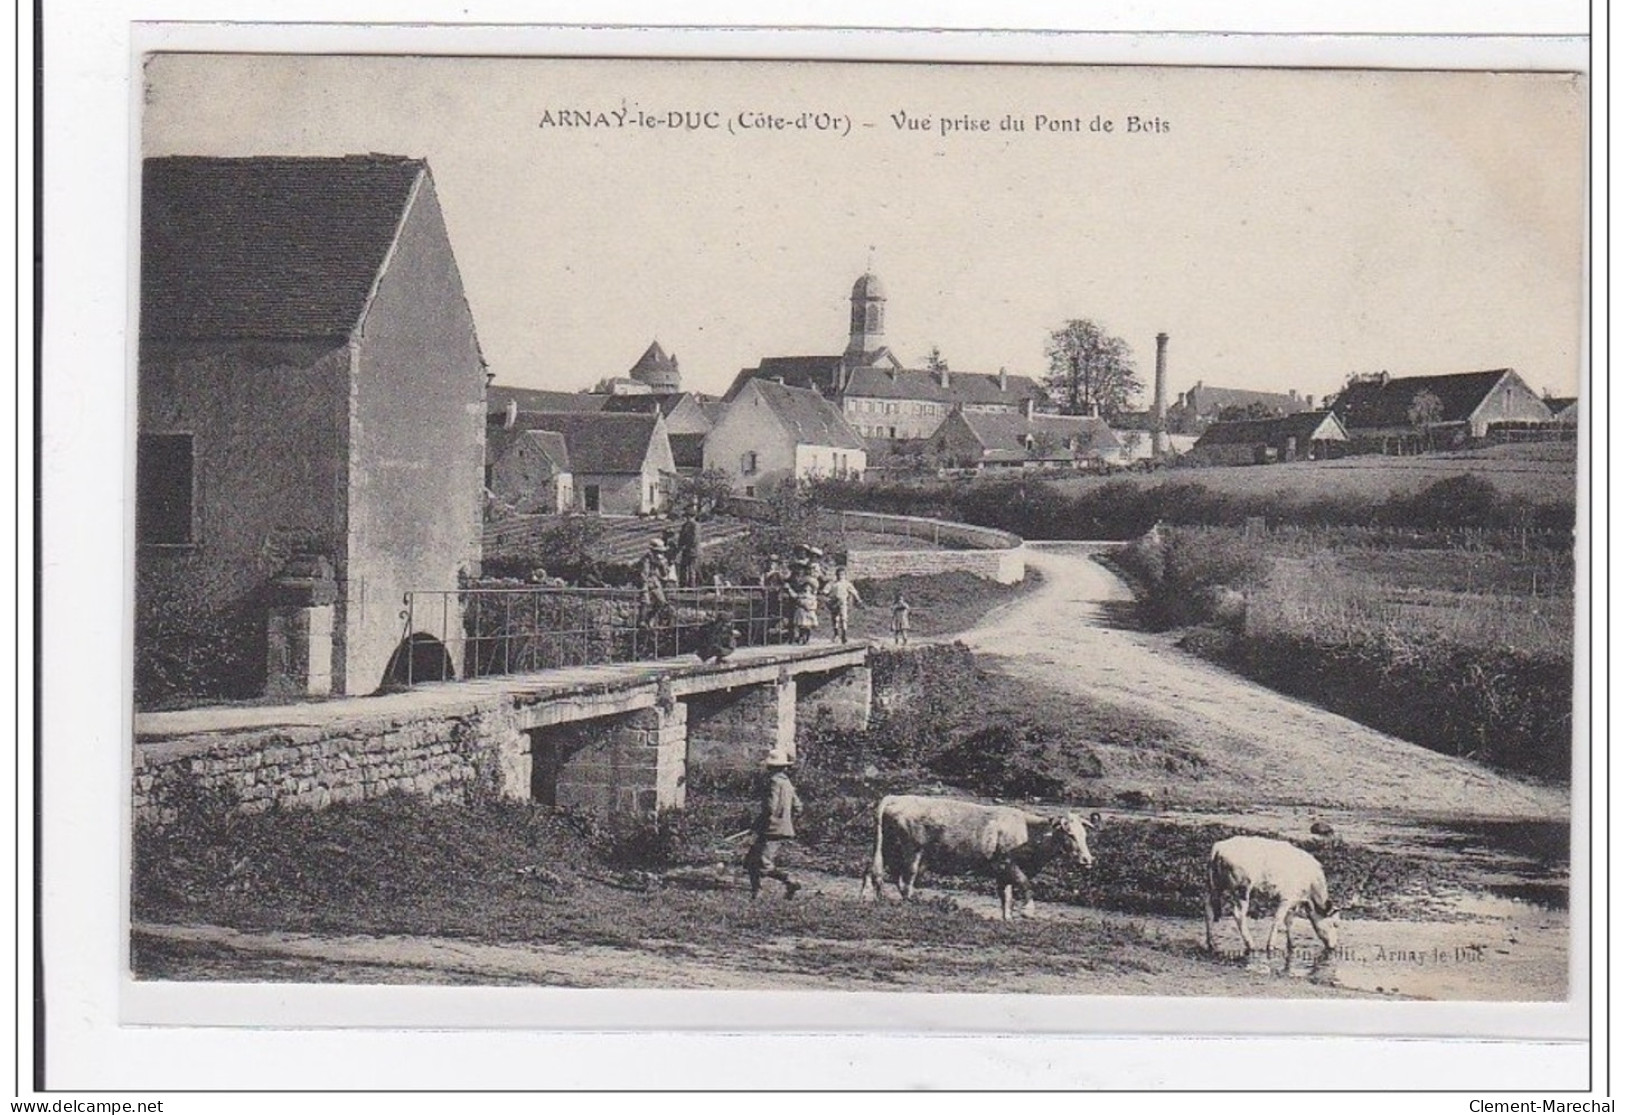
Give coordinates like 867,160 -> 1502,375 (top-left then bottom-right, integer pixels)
668,432 -> 707,470
747,379 -> 867,451
488,386 -> 610,415
485,427 -> 571,472
1331,369 -> 1514,429
730,357 -> 1047,409
1176,383 -> 1311,416
843,367 -> 1048,406
959,411 -> 1122,459
1192,410 -> 1347,447
628,341 -> 680,386
726,356 -> 846,399
601,392 -> 689,418
141,155 -> 427,340
507,412 -> 662,474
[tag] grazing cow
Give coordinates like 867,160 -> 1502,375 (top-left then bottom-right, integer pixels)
858,795 -> 1097,920
1205,836 -> 1339,956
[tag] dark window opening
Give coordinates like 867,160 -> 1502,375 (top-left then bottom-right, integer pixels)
137,433 -> 195,544
583,484 -> 601,512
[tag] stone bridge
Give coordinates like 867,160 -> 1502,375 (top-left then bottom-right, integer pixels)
133,642 -> 872,823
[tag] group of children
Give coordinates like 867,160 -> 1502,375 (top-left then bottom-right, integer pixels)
763,544 -> 911,646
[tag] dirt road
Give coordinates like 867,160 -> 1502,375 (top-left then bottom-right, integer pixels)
958,543 -> 1566,820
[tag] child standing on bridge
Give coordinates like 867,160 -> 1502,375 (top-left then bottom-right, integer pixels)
891,591 -> 911,646
826,567 -> 865,644
745,750 -> 803,899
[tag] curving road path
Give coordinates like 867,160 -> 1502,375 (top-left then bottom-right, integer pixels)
955,543 -> 1567,820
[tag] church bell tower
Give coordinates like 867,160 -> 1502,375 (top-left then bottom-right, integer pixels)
844,272 -> 887,361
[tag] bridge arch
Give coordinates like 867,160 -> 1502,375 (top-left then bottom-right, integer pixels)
381,632 -> 455,690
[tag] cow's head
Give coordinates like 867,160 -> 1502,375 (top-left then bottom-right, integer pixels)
1052,812 -> 1096,868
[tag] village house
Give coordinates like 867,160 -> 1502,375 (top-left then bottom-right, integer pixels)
726,272 -> 1051,442
704,378 -> 867,495
1186,410 -> 1349,466
1330,368 -> 1556,453
485,427 -> 573,514
1164,381 -> 1315,435
136,154 -> 487,700
496,410 -> 676,514
932,405 -> 1126,471
1546,396 -> 1579,425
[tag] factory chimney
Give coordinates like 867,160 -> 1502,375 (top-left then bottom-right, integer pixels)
1152,332 -> 1171,456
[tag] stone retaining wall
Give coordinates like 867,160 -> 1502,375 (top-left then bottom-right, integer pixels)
133,699 -> 516,825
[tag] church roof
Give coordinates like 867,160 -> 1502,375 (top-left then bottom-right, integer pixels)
141,154 -> 429,340
851,271 -> 886,300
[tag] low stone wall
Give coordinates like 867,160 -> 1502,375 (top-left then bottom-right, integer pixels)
133,698 -> 515,825
834,511 -> 1025,585
722,498 -> 1026,584
844,545 -> 1026,585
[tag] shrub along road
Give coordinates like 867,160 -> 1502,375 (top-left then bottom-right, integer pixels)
961,543 -> 1565,820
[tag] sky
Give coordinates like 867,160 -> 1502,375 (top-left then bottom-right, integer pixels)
142,55 -> 1587,403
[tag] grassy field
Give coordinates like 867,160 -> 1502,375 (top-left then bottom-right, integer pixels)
1047,443 -> 1578,504
1114,523 -> 1575,780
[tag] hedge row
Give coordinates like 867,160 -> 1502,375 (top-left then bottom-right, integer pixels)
807,473 -> 1575,541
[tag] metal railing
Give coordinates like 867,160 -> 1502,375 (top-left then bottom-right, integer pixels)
396,584 -> 791,685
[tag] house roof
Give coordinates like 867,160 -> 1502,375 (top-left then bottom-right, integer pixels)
141,154 -> 430,340
726,356 -> 847,398
1175,383 -> 1311,416
488,386 -> 610,415
1331,369 -> 1515,429
1192,410 -> 1347,448
485,427 -> 572,471
843,366 -> 1048,406
601,392 -> 692,418
958,410 -> 1123,460
1545,396 -> 1578,415
747,379 -> 867,451
728,357 -> 1047,408
506,412 -> 663,474
668,432 -> 707,470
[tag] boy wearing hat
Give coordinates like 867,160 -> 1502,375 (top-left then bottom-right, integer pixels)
639,538 -> 672,627
745,750 -> 803,899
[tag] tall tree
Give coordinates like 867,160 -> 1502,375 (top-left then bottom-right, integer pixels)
1044,319 -> 1142,419
922,346 -> 949,373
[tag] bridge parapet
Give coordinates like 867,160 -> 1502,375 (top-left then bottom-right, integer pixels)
134,642 -> 871,824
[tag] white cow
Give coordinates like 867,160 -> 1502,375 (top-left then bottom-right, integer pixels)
859,794 -> 1096,920
1205,835 -> 1339,956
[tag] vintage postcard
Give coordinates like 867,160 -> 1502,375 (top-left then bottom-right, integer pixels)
125,49 -> 1586,1032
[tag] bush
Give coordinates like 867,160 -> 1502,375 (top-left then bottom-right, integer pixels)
1112,527 -> 1268,630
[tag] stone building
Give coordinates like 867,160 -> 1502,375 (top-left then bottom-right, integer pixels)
497,411 -> 676,514
932,405 -> 1125,470
1165,381 -> 1315,435
1330,368 -> 1556,452
704,378 -> 867,495
136,154 -> 487,701
727,273 -> 1051,442
1186,409 -> 1349,466
485,428 -> 574,514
